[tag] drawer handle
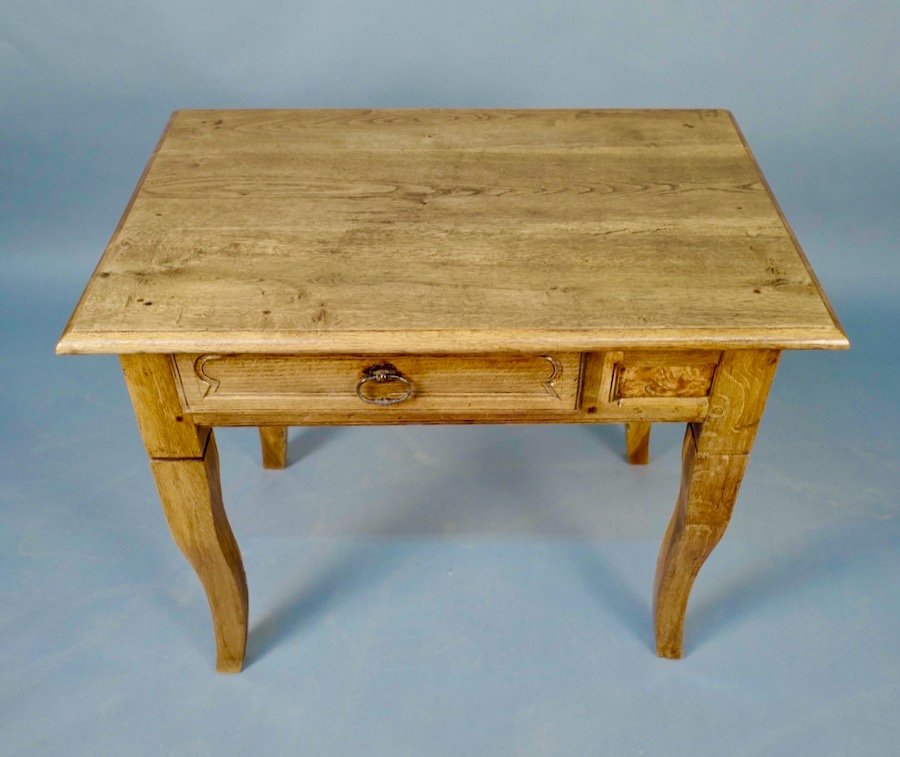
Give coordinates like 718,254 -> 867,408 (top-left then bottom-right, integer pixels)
355,363 -> 414,406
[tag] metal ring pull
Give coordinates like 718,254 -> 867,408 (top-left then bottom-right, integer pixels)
355,363 -> 414,406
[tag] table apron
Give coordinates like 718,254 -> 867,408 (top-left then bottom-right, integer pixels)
169,351 -> 720,426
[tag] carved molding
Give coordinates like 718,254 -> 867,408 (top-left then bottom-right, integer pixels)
539,355 -> 563,399
194,354 -> 223,397
187,353 -> 571,403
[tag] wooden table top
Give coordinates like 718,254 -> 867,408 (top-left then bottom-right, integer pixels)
58,109 -> 847,355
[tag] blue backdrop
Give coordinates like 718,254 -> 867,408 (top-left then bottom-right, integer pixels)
2,2 -> 898,754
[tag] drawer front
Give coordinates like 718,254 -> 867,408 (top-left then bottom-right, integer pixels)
611,351 -> 718,400
583,351 -> 721,421
174,353 -> 582,415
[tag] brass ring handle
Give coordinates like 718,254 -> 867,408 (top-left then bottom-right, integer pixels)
355,363 -> 414,406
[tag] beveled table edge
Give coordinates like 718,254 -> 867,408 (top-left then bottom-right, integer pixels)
56,325 -> 850,355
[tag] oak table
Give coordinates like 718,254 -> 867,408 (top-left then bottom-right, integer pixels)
58,109 -> 848,672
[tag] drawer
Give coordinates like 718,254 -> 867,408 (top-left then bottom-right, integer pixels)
173,353 -> 583,416
583,351 -> 720,421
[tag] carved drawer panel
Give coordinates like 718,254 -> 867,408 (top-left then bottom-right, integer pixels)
173,353 -> 582,416
583,351 -> 721,421
612,352 -> 719,400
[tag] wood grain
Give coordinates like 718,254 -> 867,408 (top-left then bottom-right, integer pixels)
57,109 -> 848,356
58,108 -> 848,669
173,352 -> 582,414
625,422 -> 652,465
120,353 -> 207,458
122,353 -> 246,670
582,351 -> 713,421
610,350 -> 719,400
617,364 -> 716,399
653,348 -> 778,658
654,428 -> 749,658
693,349 -> 780,454
185,408 -> 707,426
259,426 -> 287,469
151,434 -> 248,672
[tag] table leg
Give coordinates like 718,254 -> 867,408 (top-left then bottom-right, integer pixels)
625,422 -> 651,464
121,354 -> 248,672
151,436 -> 247,671
259,426 -> 288,469
653,350 -> 779,658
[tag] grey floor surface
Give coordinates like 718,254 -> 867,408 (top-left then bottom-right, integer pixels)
2,225 -> 898,756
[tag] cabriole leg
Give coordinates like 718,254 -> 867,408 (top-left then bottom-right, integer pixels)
121,354 -> 248,672
152,436 -> 248,671
653,350 -> 779,658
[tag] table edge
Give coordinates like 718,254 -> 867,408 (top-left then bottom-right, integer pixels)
56,325 -> 850,355
57,108 -> 850,357
727,111 -> 849,348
